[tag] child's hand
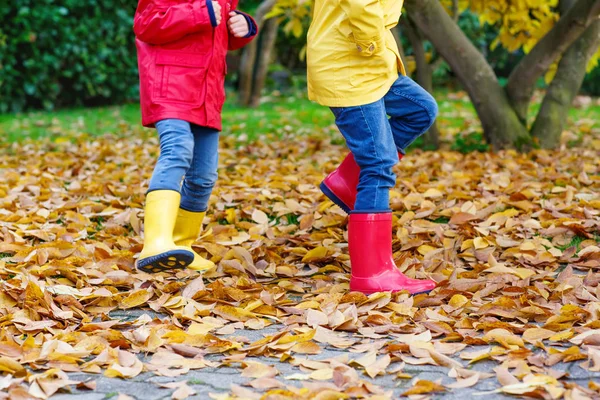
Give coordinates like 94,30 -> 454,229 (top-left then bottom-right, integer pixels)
228,12 -> 249,38
213,2 -> 222,26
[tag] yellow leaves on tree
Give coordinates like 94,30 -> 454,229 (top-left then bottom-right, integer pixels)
441,0 -> 566,83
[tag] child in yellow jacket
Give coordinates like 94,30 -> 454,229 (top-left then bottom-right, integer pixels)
308,0 -> 437,294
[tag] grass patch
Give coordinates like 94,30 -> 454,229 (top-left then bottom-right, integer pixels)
285,214 -> 300,225
432,216 -> 450,224
0,92 -> 334,143
556,235 -> 587,252
1,88 -> 598,150
187,378 -> 207,385
451,132 -> 490,153
104,393 -> 119,399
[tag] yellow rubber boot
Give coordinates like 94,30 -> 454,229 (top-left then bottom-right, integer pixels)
136,190 -> 194,273
173,209 -> 216,271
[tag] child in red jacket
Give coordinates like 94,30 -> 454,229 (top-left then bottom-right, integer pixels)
133,0 -> 257,273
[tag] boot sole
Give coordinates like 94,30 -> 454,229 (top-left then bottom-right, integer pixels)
319,182 -> 352,214
354,288 -> 434,296
136,250 -> 194,273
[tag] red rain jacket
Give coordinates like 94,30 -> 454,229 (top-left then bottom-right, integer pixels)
134,0 -> 257,130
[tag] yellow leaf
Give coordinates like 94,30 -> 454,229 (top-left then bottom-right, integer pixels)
402,380 -> 446,396
483,329 -> 525,349
120,290 -> 153,309
417,245 -> 437,255
449,294 -> 469,308
473,237 -> 489,249
0,356 -> 26,377
549,330 -> 574,342
277,329 -> 316,345
302,246 -> 330,263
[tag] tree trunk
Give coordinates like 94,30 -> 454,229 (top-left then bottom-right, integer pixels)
249,17 -> 280,107
560,0 -> 578,13
237,0 -> 276,106
403,17 -> 440,149
391,26 -> 408,75
506,0 -> 600,122
404,0 -> 531,150
531,20 -> 600,148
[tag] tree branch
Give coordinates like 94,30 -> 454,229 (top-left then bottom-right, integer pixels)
451,0 -> 459,22
506,0 -> 600,122
237,0 -> 276,106
531,20 -> 600,148
402,16 -> 440,148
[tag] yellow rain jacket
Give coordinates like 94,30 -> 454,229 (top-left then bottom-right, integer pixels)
307,0 -> 405,107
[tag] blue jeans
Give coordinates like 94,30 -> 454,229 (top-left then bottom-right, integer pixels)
148,119 -> 219,212
331,75 -> 438,211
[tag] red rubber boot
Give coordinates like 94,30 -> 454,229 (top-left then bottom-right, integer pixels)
320,152 -> 403,213
348,212 -> 436,294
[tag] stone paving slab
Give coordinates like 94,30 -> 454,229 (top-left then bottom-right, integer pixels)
45,310 -> 599,399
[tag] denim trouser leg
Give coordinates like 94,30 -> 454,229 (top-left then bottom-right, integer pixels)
180,125 -> 219,212
331,101 -> 398,211
148,119 -> 219,213
384,75 -> 439,154
148,119 -> 195,193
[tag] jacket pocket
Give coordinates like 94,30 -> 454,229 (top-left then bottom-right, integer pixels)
154,51 -> 209,104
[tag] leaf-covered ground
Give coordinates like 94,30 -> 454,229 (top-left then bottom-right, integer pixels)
0,107 -> 599,399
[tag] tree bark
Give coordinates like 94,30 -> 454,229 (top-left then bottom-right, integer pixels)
392,26 -> 408,75
403,17 -> 440,149
249,17 -> 280,107
560,0 -> 578,14
451,0 -> 459,21
531,20 -> 600,148
506,0 -> 600,122
404,0 -> 531,150
237,0 -> 276,106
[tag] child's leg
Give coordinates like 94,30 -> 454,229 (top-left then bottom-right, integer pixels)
148,119 -> 195,193
384,75 -> 438,154
180,125 -> 220,212
138,119 -> 196,273
332,100 -> 435,294
172,125 -> 219,272
331,99 -> 398,211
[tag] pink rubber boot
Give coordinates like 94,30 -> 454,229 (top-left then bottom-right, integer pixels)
320,152 -> 403,213
348,212 -> 436,294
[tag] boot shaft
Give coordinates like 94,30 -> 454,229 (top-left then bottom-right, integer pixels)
173,209 -> 206,247
348,212 -> 394,277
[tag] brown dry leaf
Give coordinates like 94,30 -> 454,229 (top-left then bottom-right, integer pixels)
0,115 -> 598,399
483,329 -> 525,349
160,381 -> 197,400
365,354 -> 391,379
306,309 -> 329,328
248,377 -> 284,390
28,369 -> 79,399
499,374 -> 564,398
241,361 -> 279,379
104,351 -> 144,379
446,372 -> 480,389
523,328 -> 555,344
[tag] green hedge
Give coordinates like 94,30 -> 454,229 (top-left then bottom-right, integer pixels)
582,66 -> 600,97
0,0 -> 139,112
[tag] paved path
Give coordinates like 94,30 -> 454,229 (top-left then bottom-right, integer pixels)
48,311 -> 599,400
